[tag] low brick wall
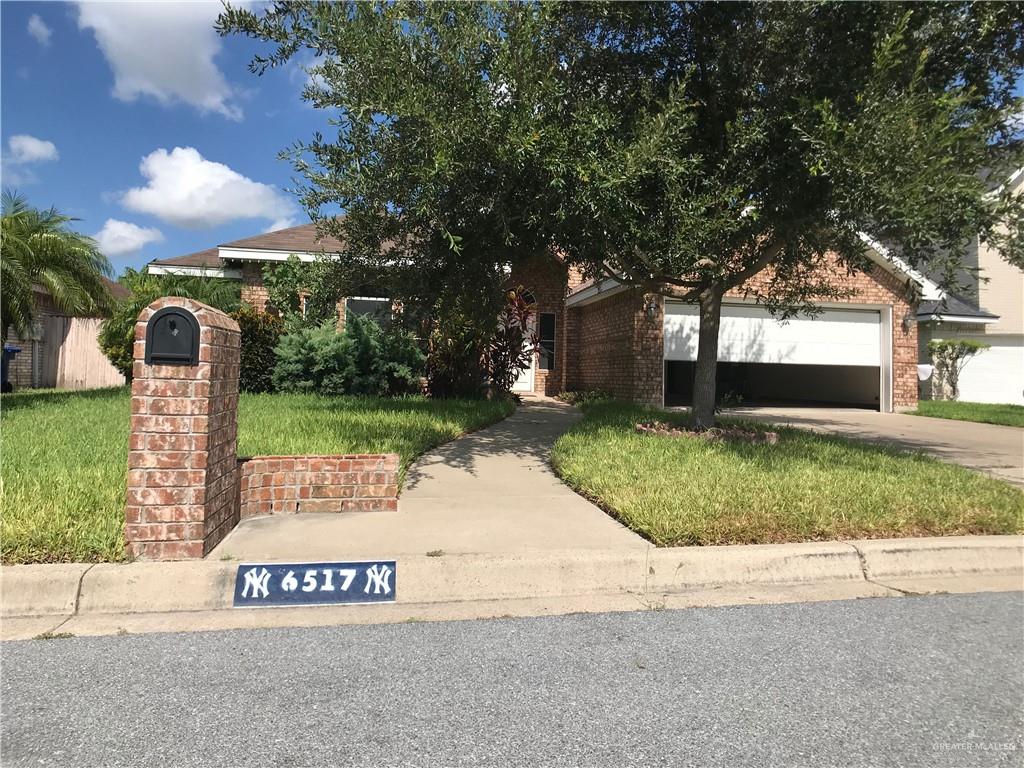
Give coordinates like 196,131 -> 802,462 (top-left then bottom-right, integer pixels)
239,454 -> 399,518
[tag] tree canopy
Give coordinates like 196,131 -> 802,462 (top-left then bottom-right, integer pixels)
219,1 -> 1024,423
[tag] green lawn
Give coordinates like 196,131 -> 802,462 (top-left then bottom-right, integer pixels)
0,387 -> 513,564
911,400 -> 1024,428
551,400 -> 1023,547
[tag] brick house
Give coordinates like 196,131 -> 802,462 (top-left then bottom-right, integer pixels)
149,223 -> 927,411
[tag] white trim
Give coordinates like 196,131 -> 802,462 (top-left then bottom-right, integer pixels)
880,305 -> 893,413
218,247 -> 340,263
147,264 -> 242,279
986,166 -> 1024,198
564,278 -> 629,307
348,296 -> 390,302
918,313 -> 999,325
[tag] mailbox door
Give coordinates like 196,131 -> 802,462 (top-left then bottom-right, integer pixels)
145,307 -> 200,366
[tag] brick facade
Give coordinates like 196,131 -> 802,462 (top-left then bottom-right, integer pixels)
125,297 -> 241,560
238,454 -> 399,517
233,250 -> 918,410
561,257 -> 918,409
240,262 -> 270,312
240,261 -> 348,330
564,289 -> 664,405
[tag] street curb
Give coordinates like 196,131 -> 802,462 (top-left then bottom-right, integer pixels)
1,535 -> 1021,619
850,536 -> 1024,580
0,564 -> 91,616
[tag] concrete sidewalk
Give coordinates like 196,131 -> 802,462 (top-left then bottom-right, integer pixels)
210,396 -> 646,561
726,406 -> 1024,487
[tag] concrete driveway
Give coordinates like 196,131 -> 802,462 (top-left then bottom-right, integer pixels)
726,406 -> 1024,487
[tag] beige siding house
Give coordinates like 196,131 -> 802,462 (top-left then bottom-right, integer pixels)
917,169 -> 1024,405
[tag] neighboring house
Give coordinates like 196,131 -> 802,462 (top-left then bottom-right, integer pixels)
916,169 -> 1024,406
4,278 -> 130,390
149,222 -> 927,412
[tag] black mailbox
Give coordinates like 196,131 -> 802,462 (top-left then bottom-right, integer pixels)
145,307 -> 200,366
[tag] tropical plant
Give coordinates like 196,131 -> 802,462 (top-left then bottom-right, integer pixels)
485,286 -> 537,396
220,1 -> 1024,427
424,300 -> 488,399
928,339 -> 990,401
98,268 -> 241,379
1,190 -> 114,340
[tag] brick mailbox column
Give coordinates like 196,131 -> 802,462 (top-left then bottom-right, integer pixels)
125,297 -> 241,560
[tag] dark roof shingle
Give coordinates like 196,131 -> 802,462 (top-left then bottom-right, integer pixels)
917,293 -> 998,321
220,222 -> 346,253
150,247 -> 223,269
149,222 -> 346,271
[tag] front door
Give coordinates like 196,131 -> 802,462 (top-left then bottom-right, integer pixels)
512,328 -> 536,393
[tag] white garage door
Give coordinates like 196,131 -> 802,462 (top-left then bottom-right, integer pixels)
950,338 -> 1024,405
664,302 -> 882,366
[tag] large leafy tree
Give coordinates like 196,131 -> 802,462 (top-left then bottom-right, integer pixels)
220,1 -> 1024,426
1,191 -> 115,341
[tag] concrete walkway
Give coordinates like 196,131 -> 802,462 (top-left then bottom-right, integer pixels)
211,397 -> 646,560
726,406 -> 1024,487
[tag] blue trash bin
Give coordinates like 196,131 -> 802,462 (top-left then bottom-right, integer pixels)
2,344 -> 23,393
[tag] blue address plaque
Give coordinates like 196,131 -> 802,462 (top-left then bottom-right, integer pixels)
233,560 -> 397,608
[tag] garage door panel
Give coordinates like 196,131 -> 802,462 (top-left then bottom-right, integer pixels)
953,341 -> 1024,405
664,303 -> 881,366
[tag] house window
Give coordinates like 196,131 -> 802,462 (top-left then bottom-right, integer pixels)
538,312 -> 556,370
347,297 -> 391,326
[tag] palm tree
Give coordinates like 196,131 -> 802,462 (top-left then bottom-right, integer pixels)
1,190 -> 114,341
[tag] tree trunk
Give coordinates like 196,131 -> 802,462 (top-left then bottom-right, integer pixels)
690,287 -> 723,429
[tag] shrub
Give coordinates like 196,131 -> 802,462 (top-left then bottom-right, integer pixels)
232,306 -> 284,393
425,287 -> 535,399
425,314 -> 487,399
372,317 -> 427,396
557,390 -> 612,407
272,322 -> 355,395
271,313 -> 424,397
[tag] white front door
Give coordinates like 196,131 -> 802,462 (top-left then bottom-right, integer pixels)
512,344 -> 535,393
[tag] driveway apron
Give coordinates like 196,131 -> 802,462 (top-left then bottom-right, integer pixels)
726,406 -> 1024,488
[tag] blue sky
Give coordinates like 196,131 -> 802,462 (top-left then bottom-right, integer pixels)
2,1 -> 331,275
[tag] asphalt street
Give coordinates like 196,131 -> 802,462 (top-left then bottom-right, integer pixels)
2,592 -> 1022,768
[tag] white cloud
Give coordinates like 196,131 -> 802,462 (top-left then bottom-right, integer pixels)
2,135 -> 59,185
76,2 -> 242,120
94,219 -> 164,258
27,14 -> 52,46
7,135 -> 59,163
120,147 -> 298,230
